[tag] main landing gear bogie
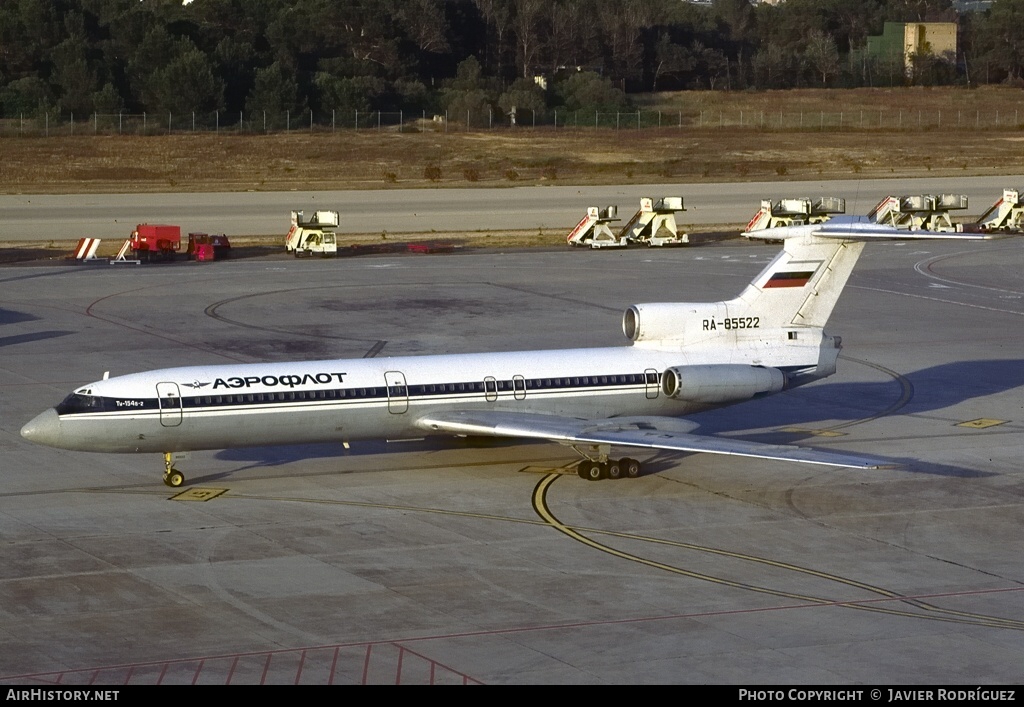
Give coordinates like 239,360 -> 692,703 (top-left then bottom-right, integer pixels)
576,457 -> 642,481
163,452 -> 186,488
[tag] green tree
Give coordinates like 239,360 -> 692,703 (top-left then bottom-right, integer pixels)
442,56 -> 495,125
553,71 -> 627,112
546,0 -> 601,73
597,0 -> 656,83
652,32 -> 695,92
498,77 -> 546,124
315,73 -> 386,114
975,0 -> 1024,82
213,37 -> 258,115
52,41 -> 98,114
91,82 -> 124,114
805,29 -> 840,86
450,55 -> 486,91
127,25 -> 182,110
152,47 -> 224,115
245,61 -> 305,126
511,0 -> 546,78
752,42 -> 793,89
0,76 -> 54,116
472,0 -> 515,79
390,0 -> 451,54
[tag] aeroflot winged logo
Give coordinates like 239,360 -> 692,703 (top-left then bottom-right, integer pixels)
192,372 -> 349,390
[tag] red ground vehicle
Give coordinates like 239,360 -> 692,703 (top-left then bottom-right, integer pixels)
130,224 -> 180,261
187,233 -> 231,261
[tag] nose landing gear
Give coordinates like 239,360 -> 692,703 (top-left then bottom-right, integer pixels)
163,452 -> 185,488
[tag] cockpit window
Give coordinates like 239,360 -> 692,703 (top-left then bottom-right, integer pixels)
56,393 -> 103,415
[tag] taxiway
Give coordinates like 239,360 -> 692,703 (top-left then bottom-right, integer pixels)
1,240 -> 1023,684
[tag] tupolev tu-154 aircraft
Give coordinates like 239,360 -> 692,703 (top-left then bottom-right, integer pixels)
21,218 -> 1001,487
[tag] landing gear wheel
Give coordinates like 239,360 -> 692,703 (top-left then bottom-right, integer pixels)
622,458 -> 642,479
606,460 -> 622,480
163,470 -> 185,488
577,461 -> 606,481
162,452 -> 184,488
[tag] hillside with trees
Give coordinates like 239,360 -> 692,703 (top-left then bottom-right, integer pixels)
1,0 -> 1022,124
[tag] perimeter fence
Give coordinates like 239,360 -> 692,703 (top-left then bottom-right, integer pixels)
1,107 -> 1022,137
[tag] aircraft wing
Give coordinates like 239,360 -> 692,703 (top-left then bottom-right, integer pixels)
415,410 -> 891,469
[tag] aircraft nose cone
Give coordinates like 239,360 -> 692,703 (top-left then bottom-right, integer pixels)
21,408 -> 61,447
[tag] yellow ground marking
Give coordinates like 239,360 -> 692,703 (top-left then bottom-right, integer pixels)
778,427 -> 848,437
956,418 -> 1008,429
181,479 -> 1024,631
519,462 -> 578,475
531,474 -> 1024,631
171,487 -> 228,502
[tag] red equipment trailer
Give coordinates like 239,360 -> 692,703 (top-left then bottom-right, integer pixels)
187,233 -> 231,261
130,224 -> 181,262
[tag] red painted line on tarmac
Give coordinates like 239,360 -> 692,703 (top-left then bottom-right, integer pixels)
5,586 -> 1021,685
259,654 -> 272,685
394,643 -> 481,685
191,659 -> 205,685
361,644 -> 372,686
327,646 -> 341,686
226,656 -> 239,685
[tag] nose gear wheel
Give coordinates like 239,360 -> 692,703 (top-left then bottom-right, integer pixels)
162,452 -> 186,488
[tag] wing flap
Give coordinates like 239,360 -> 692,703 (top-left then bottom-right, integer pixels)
415,410 -> 891,470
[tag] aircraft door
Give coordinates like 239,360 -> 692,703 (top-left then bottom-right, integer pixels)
385,371 -> 409,414
484,377 -> 498,402
645,369 -> 660,399
513,375 -> 526,400
156,382 -> 183,427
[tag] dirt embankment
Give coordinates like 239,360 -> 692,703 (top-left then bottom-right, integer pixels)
2,86 -> 1022,195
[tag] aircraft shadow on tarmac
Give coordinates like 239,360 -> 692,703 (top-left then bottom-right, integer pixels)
212,360 -> 1023,481
0,330 -> 75,348
0,306 -> 75,348
0,307 -> 39,326
691,359 -> 1024,433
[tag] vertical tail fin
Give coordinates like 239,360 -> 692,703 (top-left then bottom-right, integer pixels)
626,221 -> 1001,350
730,234 -> 865,329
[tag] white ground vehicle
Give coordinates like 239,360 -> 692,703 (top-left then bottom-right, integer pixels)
868,194 -> 968,232
743,197 -> 845,241
966,189 -> 1024,233
566,206 -> 626,248
567,197 -> 687,248
622,197 -> 688,246
286,210 -> 340,257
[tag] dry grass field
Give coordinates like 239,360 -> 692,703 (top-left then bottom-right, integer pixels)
0,87 -> 1021,195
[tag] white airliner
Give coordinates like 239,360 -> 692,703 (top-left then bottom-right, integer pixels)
21,218 -> 999,487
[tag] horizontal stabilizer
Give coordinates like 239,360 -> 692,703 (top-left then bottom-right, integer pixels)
744,216 -> 1005,241
416,410 -> 892,470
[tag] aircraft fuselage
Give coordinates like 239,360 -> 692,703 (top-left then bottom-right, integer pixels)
23,346 -> 733,454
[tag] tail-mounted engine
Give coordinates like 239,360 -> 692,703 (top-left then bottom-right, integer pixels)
661,364 -> 785,404
623,302 -> 728,343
